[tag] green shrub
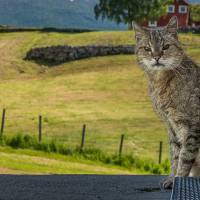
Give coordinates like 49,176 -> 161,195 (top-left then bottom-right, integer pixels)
152,164 -> 164,175
0,135 -> 5,146
105,155 -> 112,164
161,158 -> 171,174
0,133 -> 170,175
144,162 -> 151,171
49,138 -> 58,152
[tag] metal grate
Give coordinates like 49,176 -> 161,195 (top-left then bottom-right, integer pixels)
171,177 -> 200,200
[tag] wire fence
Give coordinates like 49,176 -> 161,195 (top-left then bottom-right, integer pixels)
0,109 -> 170,163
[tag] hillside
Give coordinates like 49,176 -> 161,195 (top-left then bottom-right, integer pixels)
0,30 -> 173,174
0,0 -> 198,31
0,0 -> 126,30
0,30 -> 200,157
0,30 -> 199,174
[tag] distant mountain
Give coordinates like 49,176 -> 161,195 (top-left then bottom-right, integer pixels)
0,0 -> 127,31
0,0 -> 200,31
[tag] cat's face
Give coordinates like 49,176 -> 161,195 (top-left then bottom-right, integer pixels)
133,16 -> 184,72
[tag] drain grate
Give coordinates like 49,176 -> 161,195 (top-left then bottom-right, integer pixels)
171,177 -> 200,200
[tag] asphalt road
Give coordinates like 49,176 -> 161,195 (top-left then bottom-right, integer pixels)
0,175 -> 172,200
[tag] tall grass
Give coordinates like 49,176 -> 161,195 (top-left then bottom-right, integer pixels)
0,133 -> 170,175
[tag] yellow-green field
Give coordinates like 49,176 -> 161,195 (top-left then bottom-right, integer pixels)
0,146 -> 136,175
0,30 -> 199,174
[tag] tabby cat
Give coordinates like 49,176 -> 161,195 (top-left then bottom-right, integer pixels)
132,16 -> 200,189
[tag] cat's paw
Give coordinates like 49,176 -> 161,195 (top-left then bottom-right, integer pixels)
160,178 -> 173,189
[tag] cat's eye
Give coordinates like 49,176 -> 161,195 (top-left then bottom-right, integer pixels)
144,47 -> 151,52
162,44 -> 170,50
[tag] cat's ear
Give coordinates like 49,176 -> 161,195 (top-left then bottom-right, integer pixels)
162,16 -> 178,38
132,21 -> 148,43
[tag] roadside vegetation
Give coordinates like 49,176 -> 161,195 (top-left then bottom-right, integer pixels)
0,133 -> 170,175
0,146 -> 135,175
0,31 -> 199,174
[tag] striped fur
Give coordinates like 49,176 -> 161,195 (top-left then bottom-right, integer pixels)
133,16 -> 200,189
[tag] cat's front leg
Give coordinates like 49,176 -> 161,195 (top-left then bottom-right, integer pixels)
176,123 -> 200,178
160,124 -> 180,189
176,141 -> 199,178
160,138 -> 180,189
163,127 -> 200,188
161,140 -> 199,189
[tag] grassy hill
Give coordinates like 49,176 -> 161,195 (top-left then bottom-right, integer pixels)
0,0 -> 126,30
0,30 -> 200,174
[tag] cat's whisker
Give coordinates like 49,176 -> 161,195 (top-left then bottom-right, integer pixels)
145,66 -> 151,74
179,65 -> 197,69
169,66 -> 179,78
138,62 -> 146,71
174,68 -> 183,79
180,68 -> 189,76
166,59 -> 188,76
177,67 -> 187,76
133,16 -> 200,187
172,68 -> 181,80
169,66 -> 184,85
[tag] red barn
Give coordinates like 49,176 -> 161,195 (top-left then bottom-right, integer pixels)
141,0 -> 190,28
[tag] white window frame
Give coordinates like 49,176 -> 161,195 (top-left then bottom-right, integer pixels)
179,6 -> 187,13
167,5 -> 175,13
149,21 -> 157,27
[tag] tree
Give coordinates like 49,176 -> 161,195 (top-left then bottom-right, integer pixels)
94,0 -> 174,26
190,3 -> 200,23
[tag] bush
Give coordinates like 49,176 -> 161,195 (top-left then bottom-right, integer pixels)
49,138 -> 58,152
6,133 -> 36,149
152,164 -> 164,175
0,133 -> 170,175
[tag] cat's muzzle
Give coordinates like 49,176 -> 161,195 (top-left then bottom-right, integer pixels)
153,63 -> 164,67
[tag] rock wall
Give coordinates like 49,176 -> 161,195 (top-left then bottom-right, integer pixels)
26,45 -> 135,62
1,27 -> 200,34
178,27 -> 200,34
2,27 -> 200,34
0,27 -> 94,33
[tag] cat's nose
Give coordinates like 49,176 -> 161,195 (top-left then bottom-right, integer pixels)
154,56 -> 160,61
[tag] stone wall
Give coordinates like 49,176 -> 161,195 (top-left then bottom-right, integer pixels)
0,27 -> 94,33
26,45 -> 135,62
2,27 -> 200,34
1,26 -> 200,34
178,27 -> 200,34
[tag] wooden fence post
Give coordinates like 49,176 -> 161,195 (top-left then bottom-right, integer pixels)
39,116 -> 42,141
119,134 -> 124,156
159,141 -> 162,164
1,109 -> 6,135
81,124 -> 86,148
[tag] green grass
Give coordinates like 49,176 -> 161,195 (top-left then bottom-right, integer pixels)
0,146 -> 135,174
0,54 -> 169,162
0,133 -> 170,175
0,31 -> 200,174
